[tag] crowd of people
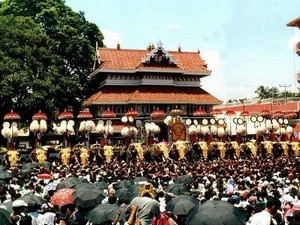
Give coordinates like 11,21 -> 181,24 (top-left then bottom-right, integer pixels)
0,146 -> 300,225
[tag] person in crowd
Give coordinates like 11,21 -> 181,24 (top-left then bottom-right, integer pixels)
247,196 -> 282,225
126,183 -> 160,225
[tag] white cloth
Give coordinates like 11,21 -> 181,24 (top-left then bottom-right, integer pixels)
247,210 -> 277,225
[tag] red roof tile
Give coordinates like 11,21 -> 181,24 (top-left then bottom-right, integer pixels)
83,86 -> 221,106
95,48 -> 210,74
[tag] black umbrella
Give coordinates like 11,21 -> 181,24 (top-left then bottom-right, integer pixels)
115,179 -> 134,189
186,200 -> 246,225
0,208 -> 12,225
0,171 -> 12,179
174,175 -> 194,184
0,179 -> 7,185
17,194 -> 46,207
86,203 -> 119,224
72,188 -> 106,209
74,183 -> 101,191
94,181 -> 109,189
164,184 -> 190,195
0,165 -> 6,171
166,199 -> 197,216
115,188 -> 135,203
56,177 -> 84,190
166,195 -> 199,216
39,161 -> 51,168
21,162 -> 39,170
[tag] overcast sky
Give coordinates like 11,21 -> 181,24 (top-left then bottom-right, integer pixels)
66,0 -> 300,102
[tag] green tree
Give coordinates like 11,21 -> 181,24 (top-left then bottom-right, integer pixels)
0,0 -> 104,122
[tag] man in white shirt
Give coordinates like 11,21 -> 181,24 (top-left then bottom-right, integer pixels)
247,196 -> 282,225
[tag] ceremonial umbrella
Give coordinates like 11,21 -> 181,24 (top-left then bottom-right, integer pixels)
50,188 -> 75,207
0,208 -> 12,225
193,109 -> 207,117
125,108 -> 139,118
240,111 -> 250,117
17,194 -> 46,207
86,203 -> 119,224
164,184 -> 190,195
260,109 -> 271,116
173,175 -> 194,184
210,109 -> 223,116
186,200 -> 246,225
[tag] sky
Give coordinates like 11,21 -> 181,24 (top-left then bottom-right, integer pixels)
65,0 -> 300,103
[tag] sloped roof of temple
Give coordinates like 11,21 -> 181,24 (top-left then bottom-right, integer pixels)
83,85 -> 221,106
90,42 -> 211,77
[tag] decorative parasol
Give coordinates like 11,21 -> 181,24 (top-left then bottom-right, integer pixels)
125,108 -> 139,118
260,109 -> 271,116
58,109 -> 74,120
193,109 -> 207,117
285,111 -> 297,118
225,110 -> 236,116
32,110 -> 47,120
77,109 -> 93,119
170,108 -> 184,117
4,110 -> 21,120
151,109 -> 166,119
101,108 -> 116,118
240,111 -> 250,117
273,110 -> 284,118
210,109 -> 222,116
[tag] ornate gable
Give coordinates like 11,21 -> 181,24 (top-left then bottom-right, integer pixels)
141,41 -> 177,66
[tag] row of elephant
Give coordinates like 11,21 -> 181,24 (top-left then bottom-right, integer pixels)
3,140 -> 300,167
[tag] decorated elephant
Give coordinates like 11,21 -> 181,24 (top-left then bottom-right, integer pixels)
144,143 -> 164,161
35,148 -> 48,164
6,150 -> 20,167
197,141 -> 209,160
79,147 -> 90,166
290,141 -> 300,156
59,147 -> 72,166
103,145 -> 114,163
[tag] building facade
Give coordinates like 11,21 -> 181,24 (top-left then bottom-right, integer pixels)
83,42 -> 222,144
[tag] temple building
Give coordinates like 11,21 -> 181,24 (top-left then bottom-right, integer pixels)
83,42 -> 222,144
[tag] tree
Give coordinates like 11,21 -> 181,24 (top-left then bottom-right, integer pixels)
0,0 -> 104,122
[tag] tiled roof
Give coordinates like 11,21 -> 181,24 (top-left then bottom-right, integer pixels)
83,86 -> 221,106
95,48 -> 210,74
214,102 -> 298,114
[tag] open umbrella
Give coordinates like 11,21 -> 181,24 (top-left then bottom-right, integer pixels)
39,161 -> 51,168
0,171 -> 12,180
173,175 -> 194,184
56,177 -> 84,190
94,181 -> 109,189
72,188 -> 106,209
115,188 -> 135,203
21,162 -> 39,170
50,188 -> 75,207
37,173 -> 53,180
186,200 -> 246,225
164,184 -> 190,195
128,184 -> 143,196
74,183 -> 101,191
166,198 -> 198,216
17,194 -> 46,207
115,179 -> 134,189
0,208 -> 12,225
86,203 -> 119,224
